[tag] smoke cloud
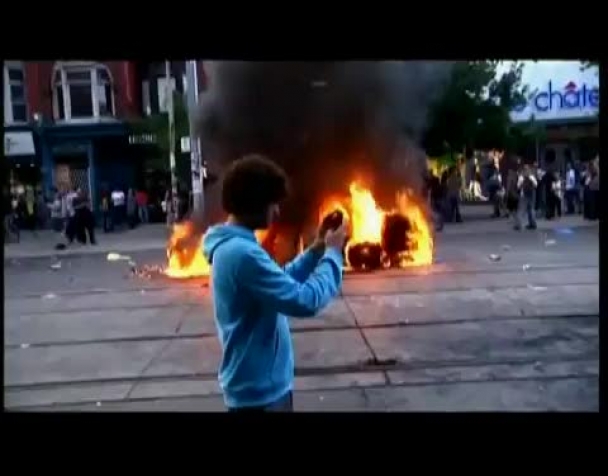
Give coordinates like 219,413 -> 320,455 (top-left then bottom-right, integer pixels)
196,61 -> 455,224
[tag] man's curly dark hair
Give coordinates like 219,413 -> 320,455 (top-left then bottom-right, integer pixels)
221,154 -> 289,216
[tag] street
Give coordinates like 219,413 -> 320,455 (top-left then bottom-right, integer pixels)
3,211 -> 599,411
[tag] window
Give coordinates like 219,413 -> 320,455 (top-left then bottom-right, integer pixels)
52,62 -> 115,121
141,80 -> 151,116
4,62 -> 27,124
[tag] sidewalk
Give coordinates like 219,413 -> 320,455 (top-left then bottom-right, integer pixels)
4,209 -> 598,260
4,224 -> 170,260
443,206 -> 598,236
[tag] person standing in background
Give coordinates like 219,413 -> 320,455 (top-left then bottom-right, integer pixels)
164,189 -> 174,228
24,185 -> 36,231
564,162 -> 578,215
49,189 -> 64,233
515,163 -> 537,231
446,167 -> 463,223
535,165 -> 546,218
127,188 -> 137,229
36,190 -> 48,230
585,158 -> 600,220
100,189 -> 113,232
136,189 -> 149,224
579,163 -> 588,215
505,169 -> 519,224
545,170 -> 562,220
427,170 -> 444,231
111,187 -> 126,229
65,187 -> 79,242
487,166 -> 503,218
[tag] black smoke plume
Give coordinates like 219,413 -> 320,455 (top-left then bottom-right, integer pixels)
196,61 -> 454,226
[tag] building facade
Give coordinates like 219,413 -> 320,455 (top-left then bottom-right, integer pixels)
506,60 -> 599,174
3,60 -> 206,216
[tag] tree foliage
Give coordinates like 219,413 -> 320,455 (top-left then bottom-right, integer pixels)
423,61 -> 535,157
128,91 -> 190,172
581,60 -> 599,70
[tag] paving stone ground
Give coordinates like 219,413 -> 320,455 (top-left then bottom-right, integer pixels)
3,219 -> 599,412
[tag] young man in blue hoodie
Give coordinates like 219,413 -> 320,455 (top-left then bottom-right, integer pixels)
203,154 -> 347,412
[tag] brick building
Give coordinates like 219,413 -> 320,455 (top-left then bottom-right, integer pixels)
3,60 -> 206,216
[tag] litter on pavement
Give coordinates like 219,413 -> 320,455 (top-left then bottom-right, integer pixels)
489,254 -> 502,262
544,239 -> 557,246
107,252 -> 132,262
527,284 -> 548,291
555,227 -> 574,236
50,262 -> 62,270
42,293 -> 57,299
523,264 -> 531,272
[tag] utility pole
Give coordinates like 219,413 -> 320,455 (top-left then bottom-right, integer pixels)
165,60 -> 178,217
185,60 -> 204,213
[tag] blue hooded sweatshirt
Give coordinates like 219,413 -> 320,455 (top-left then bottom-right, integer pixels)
203,223 -> 343,408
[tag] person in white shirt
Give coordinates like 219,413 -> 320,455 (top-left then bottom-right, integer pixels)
111,188 -> 126,228
564,162 -> 578,214
515,163 -> 537,230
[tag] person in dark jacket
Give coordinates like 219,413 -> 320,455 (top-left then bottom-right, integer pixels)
127,188 -> 137,229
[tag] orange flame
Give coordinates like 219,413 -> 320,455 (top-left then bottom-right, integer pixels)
164,222 -> 210,279
164,222 -> 269,279
319,181 -> 433,268
394,189 -> 434,266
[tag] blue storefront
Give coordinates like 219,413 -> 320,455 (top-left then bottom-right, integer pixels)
32,120 -> 148,217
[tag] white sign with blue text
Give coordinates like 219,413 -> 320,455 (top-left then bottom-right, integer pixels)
508,62 -> 599,123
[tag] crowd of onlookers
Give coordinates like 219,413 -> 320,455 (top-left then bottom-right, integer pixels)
486,157 -> 600,230
424,154 -> 600,231
3,184 -> 156,245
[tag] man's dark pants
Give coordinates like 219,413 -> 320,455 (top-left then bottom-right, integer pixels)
565,189 -> 578,214
228,391 -> 293,413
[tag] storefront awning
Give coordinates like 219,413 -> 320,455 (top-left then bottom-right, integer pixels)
4,130 -> 36,157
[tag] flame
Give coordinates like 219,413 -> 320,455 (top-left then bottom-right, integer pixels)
394,189 -> 434,266
164,221 -> 210,279
319,181 -> 433,268
164,222 -> 269,279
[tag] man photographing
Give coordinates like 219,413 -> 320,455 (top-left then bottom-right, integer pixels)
202,154 -> 347,412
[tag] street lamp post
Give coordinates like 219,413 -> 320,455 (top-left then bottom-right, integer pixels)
165,60 -> 178,216
185,60 -> 204,214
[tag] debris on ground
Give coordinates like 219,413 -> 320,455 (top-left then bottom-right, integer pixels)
501,245 -> 511,251
107,252 -> 131,262
488,254 -> 502,262
522,264 -> 531,272
555,227 -> 574,236
20,343 -> 30,349
544,239 -> 557,246
130,264 -> 165,280
533,361 -> 543,371
50,262 -> 62,270
527,284 -> 548,291
96,401 -> 102,407
42,293 -> 57,299
140,289 -> 146,294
